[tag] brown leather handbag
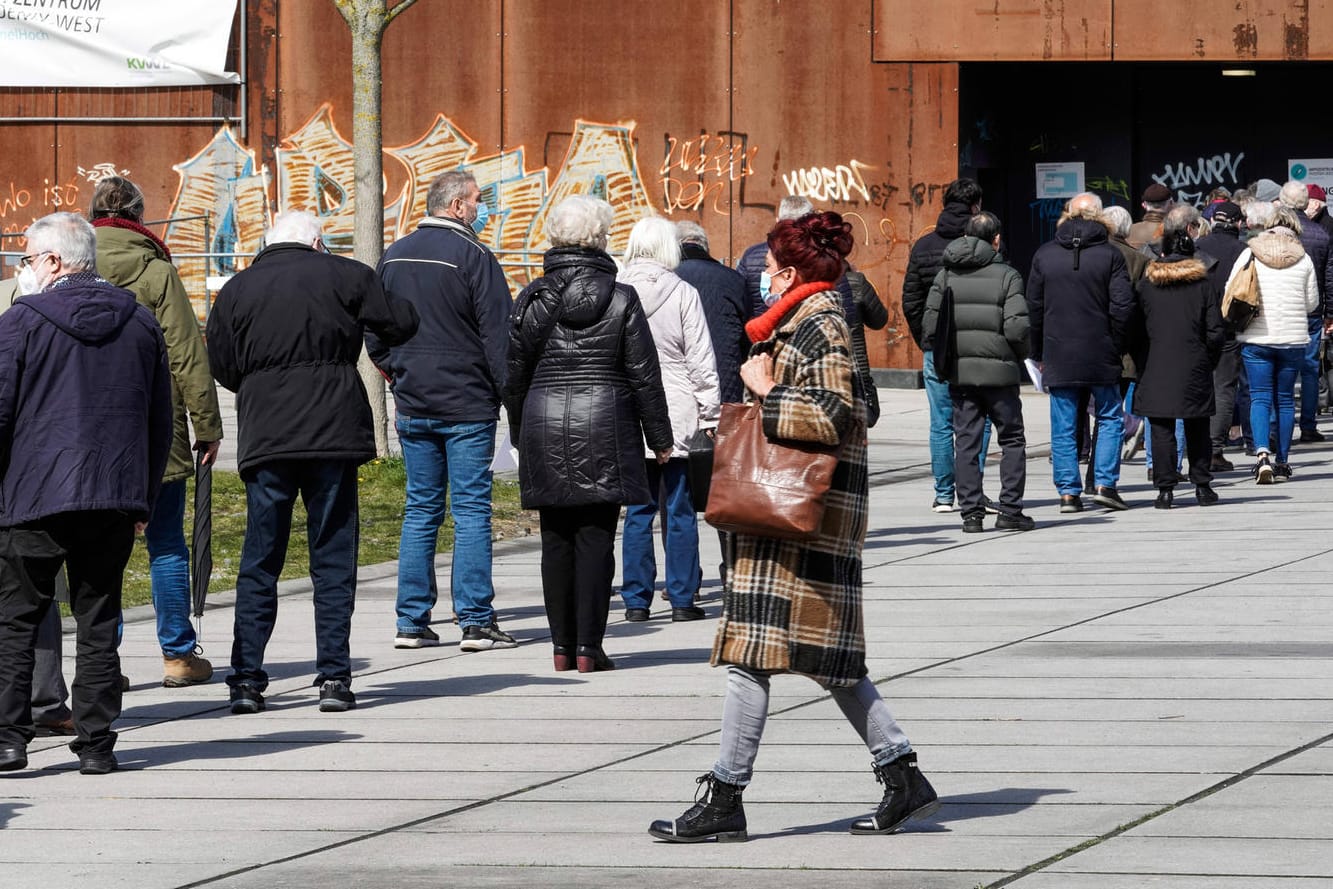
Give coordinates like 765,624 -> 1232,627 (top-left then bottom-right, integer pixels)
704,401 -> 853,541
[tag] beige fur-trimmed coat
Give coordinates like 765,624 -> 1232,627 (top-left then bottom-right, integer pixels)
710,289 -> 870,688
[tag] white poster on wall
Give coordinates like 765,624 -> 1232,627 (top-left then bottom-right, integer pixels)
1035,162 -> 1085,200
0,0 -> 239,87
1288,159 -> 1333,193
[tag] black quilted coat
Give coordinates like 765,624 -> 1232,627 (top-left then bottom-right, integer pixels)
504,246 -> 673,509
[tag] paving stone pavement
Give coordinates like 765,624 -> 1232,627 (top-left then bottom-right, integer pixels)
4,389 -> 1333,888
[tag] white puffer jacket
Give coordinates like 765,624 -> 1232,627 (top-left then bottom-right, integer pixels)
1232,229 -> 1320,347
617,259 -> 721,457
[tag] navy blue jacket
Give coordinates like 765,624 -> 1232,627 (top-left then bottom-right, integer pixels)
0,273 -> 172,525
1026,217 -> 1134,388
207,244 -> 419,474
736,239 -> 861,328
370,217 -> 513,422
677,243 -> 749,403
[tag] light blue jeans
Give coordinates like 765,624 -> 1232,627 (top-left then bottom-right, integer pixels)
924,352 -> 988,503
1050,385 -> 1123,494
145,479 -> 197,657
395,416 -> 497,632
711,667 -> 912,786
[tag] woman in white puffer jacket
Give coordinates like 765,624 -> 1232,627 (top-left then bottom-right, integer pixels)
616,216 -> 721,622
1232,203 -> 1320,483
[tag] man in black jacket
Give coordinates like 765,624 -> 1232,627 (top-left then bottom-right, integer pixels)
208,211 -> 418,715
1195,201 -> 1248,469
675,221 -> 748,404
369,171 -> 518,654
1027,192 -> 1134,512
902,177 -> 985,512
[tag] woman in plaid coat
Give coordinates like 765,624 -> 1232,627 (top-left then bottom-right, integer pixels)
649,212 -> 938,844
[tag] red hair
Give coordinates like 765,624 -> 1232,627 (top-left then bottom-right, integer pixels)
767,211 -> 853,284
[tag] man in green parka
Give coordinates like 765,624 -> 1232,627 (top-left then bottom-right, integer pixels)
91,177 -> 223,688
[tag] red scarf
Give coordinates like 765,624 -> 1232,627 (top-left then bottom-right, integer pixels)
745,280 -> 835,343
92,216 -> 172,261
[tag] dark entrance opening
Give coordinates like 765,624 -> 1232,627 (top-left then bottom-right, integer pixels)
959,62 -> 1333,276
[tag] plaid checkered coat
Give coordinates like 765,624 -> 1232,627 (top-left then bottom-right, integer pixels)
710,289 -> 870,687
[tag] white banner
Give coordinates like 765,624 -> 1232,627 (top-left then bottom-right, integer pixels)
0,0 -> 239,87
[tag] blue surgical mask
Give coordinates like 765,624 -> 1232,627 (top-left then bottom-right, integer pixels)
471,200 -> 490,234
759,270 -> 777,306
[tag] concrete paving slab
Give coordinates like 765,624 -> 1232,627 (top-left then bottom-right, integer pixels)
1046,836 -> 1333,878
1011,875 -> 1333,889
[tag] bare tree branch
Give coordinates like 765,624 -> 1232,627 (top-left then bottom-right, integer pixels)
386,0 -> 422,25
330,0 -> 356,27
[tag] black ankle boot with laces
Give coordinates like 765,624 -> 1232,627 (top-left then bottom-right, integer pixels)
849,752 -> 940,835
648,772 -> 747,843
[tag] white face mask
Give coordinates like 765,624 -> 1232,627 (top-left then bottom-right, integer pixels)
16,264 -> 39,296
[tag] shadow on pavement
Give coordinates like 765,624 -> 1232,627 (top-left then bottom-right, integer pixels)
87,729 -> 365,771
0,801 -> 32,827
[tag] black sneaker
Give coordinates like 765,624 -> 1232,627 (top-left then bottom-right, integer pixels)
1091,486 -> 1129,510
930,499 -> 954,513
1253,455 -> 1274,484
671,605 -> 707,622
318,679 -> 356,713
995,512 -> 1035,532
229,685 -> 265,715
982,497 -> 1001,515
460,623 -> 519,652
1274,462 -> 1293,481
961,513 -> 984,533
1059,495 -> 1084,513
1299,429 -> 1325,443
394,626 -> 441,649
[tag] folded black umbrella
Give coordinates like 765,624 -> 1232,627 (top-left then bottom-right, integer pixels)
191,449 -> 212,622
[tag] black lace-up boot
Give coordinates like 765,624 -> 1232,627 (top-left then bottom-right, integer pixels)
648,772 -> 747,843
849,752 -> 940,834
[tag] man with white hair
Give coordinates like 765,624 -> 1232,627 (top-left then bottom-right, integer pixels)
1278,180 -> 1333,442
0,212 -> 173,774
207,210 -> 418,715
370,170 -> 519,654
1027,192 -> 1135,512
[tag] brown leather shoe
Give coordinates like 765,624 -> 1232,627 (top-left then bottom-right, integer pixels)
34,714 -> 76,736
163,652 -> 214,687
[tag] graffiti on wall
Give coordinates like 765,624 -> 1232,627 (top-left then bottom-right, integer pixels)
1149,151 -> 1245,206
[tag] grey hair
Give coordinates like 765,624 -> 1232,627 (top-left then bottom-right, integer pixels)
1246,201 -> 1277,231
25,212 -> 97,272
1101,205 -> 1133,238
546,194 -> 614,250
1162,204 -> 1201,237
777,195 -> 815,221
266,210 -> 323,247
426,170 -> 477,217
624,215 -> 682,270
1279,180 -> 1311,211
1271,205 -> 1305,235
675,220 -> 709,251
1068,192 -> 1103,219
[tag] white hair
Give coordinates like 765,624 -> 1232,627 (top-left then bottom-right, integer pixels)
778,195 -> 814,221
624,215 -> 681,269
266,210 -> 323,247
25,212 -> 97,272
1246,200 -> 1276,231
1101,205 -> 1133,238
1069,192 -> 1103,218
546,195 -> 613,250
676,220 -> 709,250
1279,180 -> 1310,211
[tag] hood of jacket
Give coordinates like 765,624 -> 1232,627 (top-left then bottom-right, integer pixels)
935,201 -> 974,240
1145,255 -> 1209,285
94,225 -> 166,287
21,273 -> 140,344
617,258 -> 684,317
1249,229 -> 1306,269
541,245 -> 619,329
941,235 -> 998,271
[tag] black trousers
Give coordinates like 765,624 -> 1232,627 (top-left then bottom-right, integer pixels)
1211,341 -> 1241,453
0,511 -> 135,754
1149,417 -> 1213,489
951,384 -> 1027,517
539,504 -> 620,650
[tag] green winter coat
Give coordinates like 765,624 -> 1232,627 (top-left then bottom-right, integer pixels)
921,236 -> 1029,388
95,225 -> 223,484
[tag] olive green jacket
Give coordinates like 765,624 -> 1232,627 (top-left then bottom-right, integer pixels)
95,225 -> 222,483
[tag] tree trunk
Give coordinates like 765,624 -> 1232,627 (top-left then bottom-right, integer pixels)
348,8 -> 390,454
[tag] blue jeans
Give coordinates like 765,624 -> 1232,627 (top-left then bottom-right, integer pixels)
144,478 -> 196,657
621,458 -> 700,610
1144,418 -> 1185,473
923,352 -> 988,503
395,416 -> 496,632
229,460 -> 359,691
1241,343 -> 1302,462
1050,385 -> 1123,495
1300,317 -> 1323,433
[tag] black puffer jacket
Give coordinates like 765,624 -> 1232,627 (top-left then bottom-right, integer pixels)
902,201 -> 974,347
1026,217 -> 1133,388
504,246 -> 673,509
207,243 -> 419,474
1131,255 -> 1224,419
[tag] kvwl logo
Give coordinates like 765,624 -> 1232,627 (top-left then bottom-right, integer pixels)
126,56 -> 171,70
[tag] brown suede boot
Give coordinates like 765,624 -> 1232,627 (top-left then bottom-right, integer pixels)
162,652 -> 214,687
